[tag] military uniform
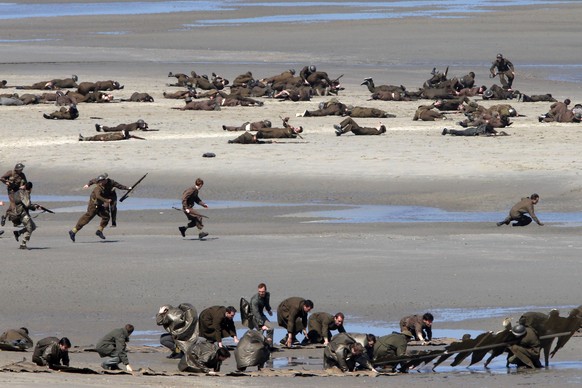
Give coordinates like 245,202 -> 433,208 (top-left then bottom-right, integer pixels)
10,186 -> 37,249
442,123 -> 497,137
277,297 -> 310,339
97,121 -> 147,132
79,131 -> 131,141
498,197 -> 542,226
0,328 -> 33,350
228,132 -> 267,144
86,177 -> 129,227
43,105 -> 78,120
490,55 -> 515,89
198,306 -> 237,344
335,117 -> 386,136
307,312 -> 345,344
507,327 -> 542,368
399,315 -> 432,341
348,106 -> 394,118
69,183 -> 111,240
222,120 -> 271,132
32,337 -> 69,367
96,327 -> 131,369
302,99 -> 347,117
413,105 -> 444,121
180,184 -> 207,237
373,332 -> 410,368
1,166 -> 27,225
324,333 -> 374,372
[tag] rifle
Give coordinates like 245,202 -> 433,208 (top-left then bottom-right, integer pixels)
374,331 -> 575,369
129,134 -> 146,140
172,206 -> 209,218
119,173 -> 148,202
33,204 -> 55,214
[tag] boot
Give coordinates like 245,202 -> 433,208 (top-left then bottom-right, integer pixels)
95,123 -> 102,132
13,230 -> 20,241
199,231 -> 209,239
442,128 -> 448,135
179,226 -> 186,237
95,230 -> 106,239
68,230 -> 76,242
1,215 -> 5,226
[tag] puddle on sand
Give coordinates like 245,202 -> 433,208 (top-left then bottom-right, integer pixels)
19,195 -> 582,226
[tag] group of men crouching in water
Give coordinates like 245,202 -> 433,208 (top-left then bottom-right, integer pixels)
3,282 -> 580,376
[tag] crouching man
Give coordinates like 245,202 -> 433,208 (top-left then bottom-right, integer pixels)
323,333 -> 376,373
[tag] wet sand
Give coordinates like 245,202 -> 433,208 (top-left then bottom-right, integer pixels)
1,1 -> 582,386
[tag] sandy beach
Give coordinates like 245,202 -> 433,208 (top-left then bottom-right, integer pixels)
1,1 -> 582,386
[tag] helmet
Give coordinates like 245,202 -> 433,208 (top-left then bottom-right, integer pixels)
137,119 -> 146,128
96,175 -> 107,182
263,120 -> 271,127
289,69 -> 296,75
511,324 -> 526,337
483,89 -> 493,99
72,74 -> 78,82
14,163 -> 25,171
496,53 -> 503,59
102,173 -> 109,179
309,65 -> 316,72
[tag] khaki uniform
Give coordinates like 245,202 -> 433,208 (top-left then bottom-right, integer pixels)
198,306 -> 237,343
307,312 -> 345,343
43,106 -> 78,120
400,315 -> 432,341
277,297 -> 309,337
336,117 -> 386,136
0,328 -> 33,349
73,184 -> 110,232
80,132 -> 130,141
373,332 -> 409,366
349,107 -> 393,118
1,169 -> 27,215
10,188 -> 36,248
507,327 -> 542,368
86,177 -> 129,226
32,337 -> 69,366
500,197 -> 542,226
99,121 -> 147,132
181,185 -> 207,231
324,333 -> 374,372
223,120 -> 270,132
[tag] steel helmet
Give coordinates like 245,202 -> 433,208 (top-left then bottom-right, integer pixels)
14,163 -> 25,171
511,324 -> 526,337
309,65 -> 316,72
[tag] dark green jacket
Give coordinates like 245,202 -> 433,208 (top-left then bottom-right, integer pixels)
96,327 -> 130,365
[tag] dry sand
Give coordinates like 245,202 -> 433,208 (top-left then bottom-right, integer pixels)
1,1 -> 582,386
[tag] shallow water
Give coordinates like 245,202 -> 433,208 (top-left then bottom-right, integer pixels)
15,195 -> 582,226
0,0 -> 573,20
